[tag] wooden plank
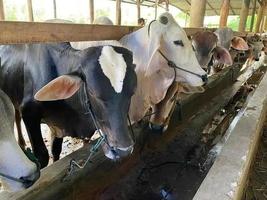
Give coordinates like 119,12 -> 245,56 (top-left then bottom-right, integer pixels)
194,62 -> 267,200
0,22 -> 139,44
27,0 -> 34,22
0,22 -> 248,45
0,0 -> 4,21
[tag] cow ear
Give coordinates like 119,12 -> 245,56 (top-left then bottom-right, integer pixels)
145,33 -> 163,77
213,46 -> 233,65
231,36 -> 249,51
34,75 -> 82,101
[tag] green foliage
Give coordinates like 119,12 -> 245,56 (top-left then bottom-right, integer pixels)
5,4 -> 17,21
227,17 -> 239,31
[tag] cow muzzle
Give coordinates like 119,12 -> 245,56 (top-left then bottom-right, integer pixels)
149,122 -> 168,133
102,143 -> 134,160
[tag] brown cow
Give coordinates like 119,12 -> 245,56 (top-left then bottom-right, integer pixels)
149,28 -> 248,131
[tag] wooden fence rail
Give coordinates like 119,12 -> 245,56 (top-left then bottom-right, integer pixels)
0,21 -> 247,44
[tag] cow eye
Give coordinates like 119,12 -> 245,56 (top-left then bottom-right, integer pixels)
173,40 -> 184,47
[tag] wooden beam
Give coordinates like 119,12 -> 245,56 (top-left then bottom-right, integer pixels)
0,22 -> 245,45
250,0 -> 257,32
239,0 -> 250,32
27,0 -> 34,22
0,0 -> 5,20
207,1 -> 218,15
116,0 -> 121,25
219,0 -> 230,27
53,0 -> 57,19
189,0 -> 206,27
229,3 -> 236,15
89,0 -> 94,23
0,22 -> 139,44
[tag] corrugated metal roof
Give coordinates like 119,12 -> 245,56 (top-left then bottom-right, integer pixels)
121,0 -> 261,16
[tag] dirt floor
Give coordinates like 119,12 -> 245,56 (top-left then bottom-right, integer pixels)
243,120 -> 267,200
14,123 -> 84,165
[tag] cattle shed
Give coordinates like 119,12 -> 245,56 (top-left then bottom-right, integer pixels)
1,0 -> 267,200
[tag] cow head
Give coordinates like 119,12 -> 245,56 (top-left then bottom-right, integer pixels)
149,82 -> 204,132
145,12 -> 207,87
35,46 -> 137,160
191,31 -> 233,70
247,34 -> 264,61
0,90 -> 40,192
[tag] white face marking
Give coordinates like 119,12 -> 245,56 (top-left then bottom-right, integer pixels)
99,46 -> 127,93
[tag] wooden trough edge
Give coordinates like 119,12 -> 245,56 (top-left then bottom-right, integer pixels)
0,21 -> 247,44
193,66 -> 267,200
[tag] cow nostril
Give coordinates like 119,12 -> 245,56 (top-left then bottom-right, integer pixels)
20,170 -> 40,188
149,123 -> 165,133
201,74 -> 208,84
19,177 -> 34,188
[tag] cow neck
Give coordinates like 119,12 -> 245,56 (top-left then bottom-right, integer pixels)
47,43 -> 82,74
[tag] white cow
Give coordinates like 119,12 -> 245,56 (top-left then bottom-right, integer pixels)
120,12 -> 207,124
0,89 -> 39,192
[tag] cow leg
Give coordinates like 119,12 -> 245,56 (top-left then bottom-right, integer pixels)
15,109 -> 26,150
51,137 -> 63,161
49,126 -> 63,161
21,103 -> 49,168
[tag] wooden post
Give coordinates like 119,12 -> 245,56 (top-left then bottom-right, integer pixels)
261,16 -> 266,32
250,0 -> 257,32
0,0 -> 5,20
137,0 -> 140,23
155,0 -> 158,19
116,0 -> 121,25
238,0 -> 250,32
265,15 -> 267,30
219,0 -> 230,27
53,0 -> 57,19
166,0 -> 169,11
89,0 -> 94,23
255,2 -> 266,32
27,0 -> 34,22
189,0 -> 206,27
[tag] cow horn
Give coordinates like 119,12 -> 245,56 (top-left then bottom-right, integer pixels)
159,16 -> 168,25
